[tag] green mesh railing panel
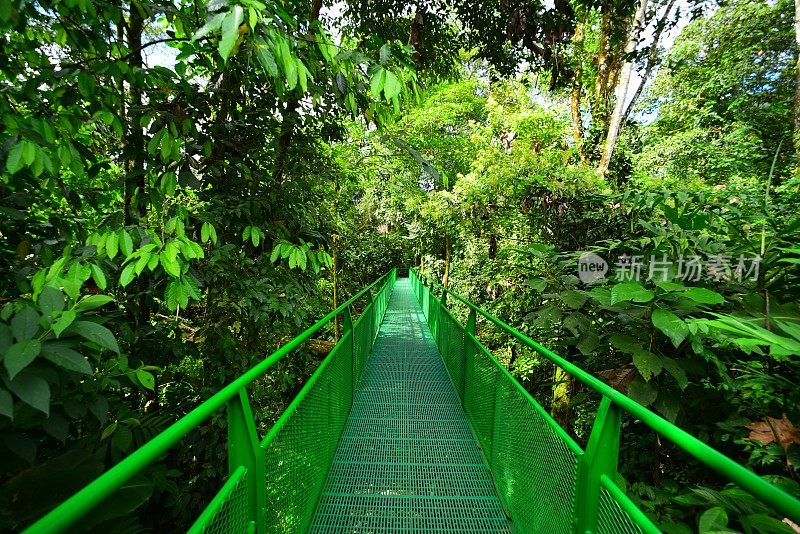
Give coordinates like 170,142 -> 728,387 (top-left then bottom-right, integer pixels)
438,307 -> 466,401
262,337 -> 354,532
260,275 -> 395,533
490,357 -> 577,532
310,279 -> 511,533
458,337 -> 579,532
463,338 -> 500,460
187,466 -> 250,534
597,483 -> 644,534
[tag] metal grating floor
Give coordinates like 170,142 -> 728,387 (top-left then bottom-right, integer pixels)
310,278 -> 512,533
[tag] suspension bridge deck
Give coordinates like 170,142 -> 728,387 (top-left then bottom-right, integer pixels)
310,278 -> 512,533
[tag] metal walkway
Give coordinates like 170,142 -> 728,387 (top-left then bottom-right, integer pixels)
310,278 -> 511,532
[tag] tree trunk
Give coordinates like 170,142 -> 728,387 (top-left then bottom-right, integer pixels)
593,3 -> 614,133
623,0 -> 677,124
442,236 -> 451,288
409,6 -> 425,61
272,0 -> 322,183
123,0 -> 153,353
598,0 -> 650,175
570,22 -> 587,164
272,99 -> 300,183
551,365 -> 572,428
117,5 -> 126,125
794,0 -> 800,165
124,0 -> 145,224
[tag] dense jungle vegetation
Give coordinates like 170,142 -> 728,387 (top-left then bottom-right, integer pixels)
1,0 -> 800,531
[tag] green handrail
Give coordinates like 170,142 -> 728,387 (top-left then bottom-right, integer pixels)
410,268 -> 800,527
24,269 -> 397,534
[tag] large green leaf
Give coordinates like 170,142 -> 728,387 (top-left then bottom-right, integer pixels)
159,252 -> 181,278
164,240 -> 180,263
741,513 -> 798,533
698,507 -> 728,532
22,140 -> 35,165
41,342 -> 93,374
119,262 -> 137,287
528,277 -> 547,292
192,12 -> 225,41
254,36 -> 278,77
561,290 -> 588,309
588,287 -> 612,306
6,141 -> 24,173
703,314 -> 800,358
370,67 -> 386,99
7,372 -> 50,415
90,263 -> 107,290
136,369 -> 155,390
119,229 -> 133,257
632,349 -> 662,381
219,6 -> 244,62
38,286 -> 65,317
775,320 -> 800,342
654,393 -> 680,423
67,321 -> 120,353
297,59 -> 310,93
610,282 -> 654,305
576,330 -> 600,355
283,53 -> 298,90
52,310 -> 76,338
682,287 -> 725,305
75,295 -> 115,312
383,70 -> 402,100
609,334 -> 643,354
270,243 -> 282,263
652,308 -> 689,347
627,377 -> 657,407
5,340 -> 41,379
655,280 -> 686,292
11,306 -> 40,342
105,231 -> 119,260
165,279 -> 188,311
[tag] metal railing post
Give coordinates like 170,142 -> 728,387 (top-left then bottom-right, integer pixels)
365,288 -> 375,344
438,290 -> 448,349
227,390 -> 266,534
342,306 -> 354,396
574,397 -> 621,534
461,309 -> 477,401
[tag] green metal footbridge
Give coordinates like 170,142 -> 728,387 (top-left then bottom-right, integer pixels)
25,270 -> 800,533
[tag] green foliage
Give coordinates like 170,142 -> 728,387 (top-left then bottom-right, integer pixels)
0,0 -> 798,527
638,0 -> 795,186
